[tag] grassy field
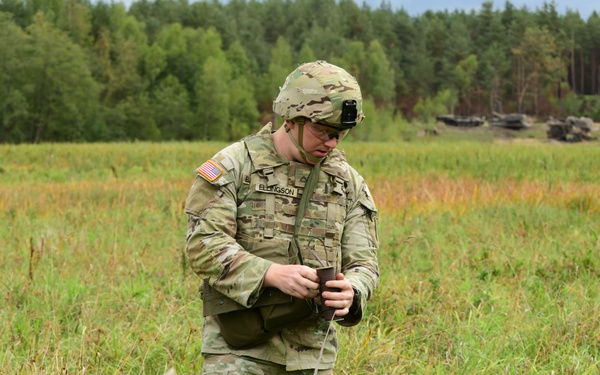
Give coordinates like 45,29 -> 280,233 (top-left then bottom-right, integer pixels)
1,134 -> 600,374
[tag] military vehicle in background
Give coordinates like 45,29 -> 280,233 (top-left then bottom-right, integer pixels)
436,114 -> 485,127
488,112 -> 532,130
546,116 -> 597,142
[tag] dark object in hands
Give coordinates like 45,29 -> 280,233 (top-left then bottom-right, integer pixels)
317,266 -> 341,320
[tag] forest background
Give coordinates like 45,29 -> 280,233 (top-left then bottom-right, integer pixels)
2,0 -> 600,144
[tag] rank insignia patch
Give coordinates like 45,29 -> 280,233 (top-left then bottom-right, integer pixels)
197,160 -> 223,182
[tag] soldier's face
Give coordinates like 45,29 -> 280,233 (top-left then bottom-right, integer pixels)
291,120 -> 340,163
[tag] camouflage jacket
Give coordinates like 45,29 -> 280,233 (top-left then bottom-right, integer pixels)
184,123 -> 379,371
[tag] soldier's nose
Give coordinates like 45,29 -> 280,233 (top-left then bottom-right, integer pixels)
324,137 -> 339,147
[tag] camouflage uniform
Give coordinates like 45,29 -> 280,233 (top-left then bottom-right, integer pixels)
184,61 -> 379,372
202,354 -> 334,374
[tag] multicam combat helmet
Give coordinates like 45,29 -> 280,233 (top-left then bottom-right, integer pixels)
273,60 -> 364,130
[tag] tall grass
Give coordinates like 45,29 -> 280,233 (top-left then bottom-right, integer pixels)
1,140 -> 599,374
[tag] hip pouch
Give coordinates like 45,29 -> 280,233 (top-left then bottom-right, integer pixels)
203,280 -> 316,349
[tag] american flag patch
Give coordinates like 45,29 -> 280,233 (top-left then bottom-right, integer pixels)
197,160 -> 223,182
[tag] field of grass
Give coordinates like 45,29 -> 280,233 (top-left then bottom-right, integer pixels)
1,137 -> 600,374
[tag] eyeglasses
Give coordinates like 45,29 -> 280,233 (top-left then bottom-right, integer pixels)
306,122 -> 349,141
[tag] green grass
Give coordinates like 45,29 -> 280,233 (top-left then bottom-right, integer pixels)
1,139 -> 600,374
345,204 -> 600,374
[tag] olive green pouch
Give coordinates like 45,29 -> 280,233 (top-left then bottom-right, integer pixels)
203,280 -> 315,349
259,296 -> 315,332
214,309 -> 267,349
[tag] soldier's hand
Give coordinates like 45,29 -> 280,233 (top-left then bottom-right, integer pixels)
264,263 -> 320,299
321,273 -> 354,317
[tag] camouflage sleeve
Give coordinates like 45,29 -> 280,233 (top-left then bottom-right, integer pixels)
338,169 -> 379,327
184,145 -> 273,308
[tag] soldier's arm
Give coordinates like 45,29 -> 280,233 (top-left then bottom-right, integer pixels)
337,178 -> 379,327
184,151 -> 273,308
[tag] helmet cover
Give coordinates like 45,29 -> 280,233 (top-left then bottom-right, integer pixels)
273,60 -> 364,129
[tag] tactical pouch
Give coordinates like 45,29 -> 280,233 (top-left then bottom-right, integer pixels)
214,309 -> 266,349
203,280 -> 315,349
259,296 -> 315,332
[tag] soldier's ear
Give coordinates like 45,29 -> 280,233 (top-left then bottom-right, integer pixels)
285,119 -> 296,130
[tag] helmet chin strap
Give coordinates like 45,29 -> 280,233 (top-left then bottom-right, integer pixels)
284,120 -> 324,165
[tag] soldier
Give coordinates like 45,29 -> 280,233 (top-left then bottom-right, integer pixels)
184,60 -> 379,374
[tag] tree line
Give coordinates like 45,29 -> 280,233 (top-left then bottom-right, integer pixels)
1,0 -> 600,143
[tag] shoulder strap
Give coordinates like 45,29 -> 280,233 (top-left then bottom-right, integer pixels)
292,162 -> 321,265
